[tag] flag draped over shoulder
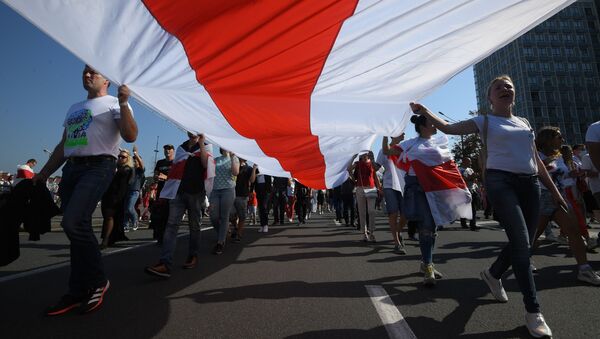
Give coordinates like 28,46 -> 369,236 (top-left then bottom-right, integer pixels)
160,144 -> 215,200
399,135 -> 472,226
3,0 -> 574,188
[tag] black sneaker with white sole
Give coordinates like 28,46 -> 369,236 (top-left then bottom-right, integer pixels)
79,280 -> 110,314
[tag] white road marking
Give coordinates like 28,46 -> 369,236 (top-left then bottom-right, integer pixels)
366,285 -> 417,339
0,227 -> 212,284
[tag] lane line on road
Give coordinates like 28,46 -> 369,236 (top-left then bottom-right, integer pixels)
366,285 -> 417,339
0,227 -> 212,284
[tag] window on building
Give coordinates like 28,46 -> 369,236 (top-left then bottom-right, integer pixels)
523,47 -> 534,57
541,63 -> 551,72
526,63 -> 537,71
581,48 -> 590,57
576,34 -> 586,42
551,47 -> 561,56
565,47 -> 575,56
582,64 -> 592,72
568,63 -> 578,72
543,77 -> 554,87
555,63 -> 565,72
531,91 -> 540,102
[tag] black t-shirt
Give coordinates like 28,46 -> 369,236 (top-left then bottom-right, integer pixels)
129,167 -> 145,191
178,140 -> 206,195
273,177 -> 288,192
341,178 -> 355,195
235,164 -> 253,197
154,158 -> 173,193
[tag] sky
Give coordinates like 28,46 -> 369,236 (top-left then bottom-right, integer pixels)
0,2 -> 477,178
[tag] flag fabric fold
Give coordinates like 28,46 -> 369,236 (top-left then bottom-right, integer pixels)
3,0 -> 575,188
160,143 -> 215,200
399,135 -> 472,226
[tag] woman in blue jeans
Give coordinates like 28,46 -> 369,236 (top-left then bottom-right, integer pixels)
209,148 -> 239,254
410,75 -> 566,338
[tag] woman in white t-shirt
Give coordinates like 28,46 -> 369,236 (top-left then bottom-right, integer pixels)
409,75 -> 562,338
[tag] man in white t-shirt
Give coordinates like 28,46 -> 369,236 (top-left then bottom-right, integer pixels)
33,65 -> 138,316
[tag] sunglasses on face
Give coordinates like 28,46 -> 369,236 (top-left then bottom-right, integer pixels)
118,155 -> 128,159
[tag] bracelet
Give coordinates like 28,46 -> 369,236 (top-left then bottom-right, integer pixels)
119,102 -> 129,107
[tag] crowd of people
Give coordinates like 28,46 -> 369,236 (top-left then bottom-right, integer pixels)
4,66 -> 600,338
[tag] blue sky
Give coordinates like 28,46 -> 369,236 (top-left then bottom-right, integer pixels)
0,2 -> 477,177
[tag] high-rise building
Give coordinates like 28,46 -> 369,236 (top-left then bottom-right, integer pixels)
474,0 -> 600,144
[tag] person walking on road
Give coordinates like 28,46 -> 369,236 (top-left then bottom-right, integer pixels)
33,65 -> 137,315
145,132 -> 209,277
123,145 -> 144,232
348,151 -> 382,242
410,75 -> 561,338
378,134 -> 408,255
209,148 -> 239,254
99,149 -> 133,249
151,144 -> 175,245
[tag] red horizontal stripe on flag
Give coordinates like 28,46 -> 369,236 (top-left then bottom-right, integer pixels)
143,0 -> 358,188
167,161 -> 186,181
411,160 -> 468,192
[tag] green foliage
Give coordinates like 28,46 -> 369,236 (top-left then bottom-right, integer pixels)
451,110 -> 483,172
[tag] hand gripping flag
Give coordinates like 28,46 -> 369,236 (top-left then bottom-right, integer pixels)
160,143 -> 216,200
3,0 -> 574,188
399,135 -> 472,226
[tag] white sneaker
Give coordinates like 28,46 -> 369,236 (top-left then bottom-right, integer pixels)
525,312 -> 552,338
577,268 -> 600,286
544,233 -> 558,242
420,262 -> 443,279
262,225 -> 269,233
480,269 -> 508,302
257,226 -> 263,233
422,263 -> 436,286
586,237 -> 598,250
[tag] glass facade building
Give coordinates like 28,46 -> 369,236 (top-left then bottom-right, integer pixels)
474,0 -> 600,143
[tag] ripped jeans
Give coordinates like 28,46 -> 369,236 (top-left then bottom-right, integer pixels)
403,175 -> 437,264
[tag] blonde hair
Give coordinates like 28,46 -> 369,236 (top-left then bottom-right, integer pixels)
486,75 -> 515,110
119,149 -> 134,168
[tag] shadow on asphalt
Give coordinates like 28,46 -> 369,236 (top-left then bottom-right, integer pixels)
1,217 -> 594,338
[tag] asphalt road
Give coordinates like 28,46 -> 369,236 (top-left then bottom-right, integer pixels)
1,211 -> 599,338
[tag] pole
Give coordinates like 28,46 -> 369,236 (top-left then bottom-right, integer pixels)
153,136 -> 159,168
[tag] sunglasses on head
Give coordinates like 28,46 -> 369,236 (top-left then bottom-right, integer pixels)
118,155 -> 128,159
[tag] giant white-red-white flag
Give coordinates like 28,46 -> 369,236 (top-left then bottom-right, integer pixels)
3,0 -> 574,188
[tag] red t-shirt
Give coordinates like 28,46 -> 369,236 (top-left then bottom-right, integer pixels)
248,191 -> 258,206
354,161 -> 375,188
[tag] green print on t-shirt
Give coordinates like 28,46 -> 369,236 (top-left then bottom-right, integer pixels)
65,109 -> 93,147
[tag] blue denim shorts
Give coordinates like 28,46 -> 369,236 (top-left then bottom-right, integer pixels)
402,175 -> 435,230
383,188 -> 403,214
539,189 -> 557,217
